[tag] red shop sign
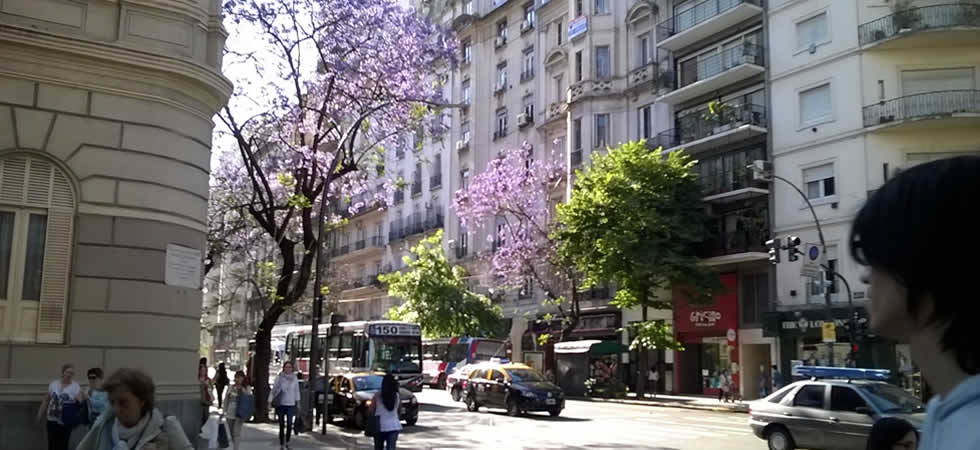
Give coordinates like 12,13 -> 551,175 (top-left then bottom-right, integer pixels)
673,273 -> 738,335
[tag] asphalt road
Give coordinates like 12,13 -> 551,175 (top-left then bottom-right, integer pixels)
311,387 -> 768,449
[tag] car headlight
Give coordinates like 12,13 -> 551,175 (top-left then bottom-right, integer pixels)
522,391 -> 536,398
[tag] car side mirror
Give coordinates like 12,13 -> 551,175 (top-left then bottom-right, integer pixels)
855,406 -> 873,415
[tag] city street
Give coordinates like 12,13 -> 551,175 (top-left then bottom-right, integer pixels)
243,388 -> 765,449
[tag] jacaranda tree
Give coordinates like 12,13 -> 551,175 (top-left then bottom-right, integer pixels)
213,0 -> 456,419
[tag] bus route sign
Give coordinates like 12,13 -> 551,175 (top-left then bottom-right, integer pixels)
369,323 -> 421,337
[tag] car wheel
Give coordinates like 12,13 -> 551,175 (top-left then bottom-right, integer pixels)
405,416 -> 418,426
465,393 -> 479,412
548,407 -> 561,417
437,373 -> 447,390
506,397 -> 521,417
451,386 -> 462,402
766,426 -> 796,450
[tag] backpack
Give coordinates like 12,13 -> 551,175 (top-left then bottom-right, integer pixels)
235,392 -> 255,420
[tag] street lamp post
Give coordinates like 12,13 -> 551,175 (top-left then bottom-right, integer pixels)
307,174 -> 329,431
749,161 -> 837,366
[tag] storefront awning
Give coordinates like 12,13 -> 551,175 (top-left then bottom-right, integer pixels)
554,340 -> 627,356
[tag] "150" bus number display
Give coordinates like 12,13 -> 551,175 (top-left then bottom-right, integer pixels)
369,324 -> 421,336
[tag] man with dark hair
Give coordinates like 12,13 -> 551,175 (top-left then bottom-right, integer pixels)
849,155 -> 980,450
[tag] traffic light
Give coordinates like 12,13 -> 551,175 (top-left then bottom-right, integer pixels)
851,344 -> 860,354
786,235 -> 802,262
766,238 -> 781,264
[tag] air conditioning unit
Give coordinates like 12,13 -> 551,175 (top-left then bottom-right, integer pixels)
517,113 -> 529,127
494,36 -> 506,48
521,19 -> 532,32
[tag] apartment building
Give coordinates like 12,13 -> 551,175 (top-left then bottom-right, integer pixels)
765,0 -> 980,387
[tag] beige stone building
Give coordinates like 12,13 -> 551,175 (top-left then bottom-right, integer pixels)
0,0 -> 231,446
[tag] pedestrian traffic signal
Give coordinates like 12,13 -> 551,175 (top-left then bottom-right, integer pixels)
851,344 -> 859,354
786,236 -> 802,262
766,238 -> 781,264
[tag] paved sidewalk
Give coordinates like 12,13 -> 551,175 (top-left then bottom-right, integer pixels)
228,421 -> 362,449
569,392 -> 751,414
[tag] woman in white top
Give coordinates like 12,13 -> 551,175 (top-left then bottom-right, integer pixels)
222,370 -> 252,450
270,361 -> 301,450
37,363 -> 85,450
369,373 -> 402,450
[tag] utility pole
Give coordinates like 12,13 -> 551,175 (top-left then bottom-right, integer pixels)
307,173 -> 329,430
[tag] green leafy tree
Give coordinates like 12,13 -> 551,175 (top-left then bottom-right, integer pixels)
380,230 -> 505,338
556,141 -> 719,393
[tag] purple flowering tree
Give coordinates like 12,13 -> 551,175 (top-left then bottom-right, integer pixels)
453,143 -> 584,341
213,0 -> 456,417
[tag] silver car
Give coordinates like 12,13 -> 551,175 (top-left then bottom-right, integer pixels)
749,379 -> 925,450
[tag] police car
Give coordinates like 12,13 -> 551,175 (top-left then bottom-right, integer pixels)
748,366 -> 925,450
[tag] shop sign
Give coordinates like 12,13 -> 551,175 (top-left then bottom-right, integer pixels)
782,318 -> 848,331
726,328 -> 736,342
568,16 -> 588,40
674,273 -> 738,335
822,322 -> 837,343
689,310 -> 722,328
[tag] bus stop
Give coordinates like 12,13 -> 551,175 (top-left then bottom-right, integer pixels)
554,340 -> 628,397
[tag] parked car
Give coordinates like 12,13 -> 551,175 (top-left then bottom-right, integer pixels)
463,362 -> 564,417
447,363 -> 477,402
324,372 -> 420,429
749,366 -> 925,450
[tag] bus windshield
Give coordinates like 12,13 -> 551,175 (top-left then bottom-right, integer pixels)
353,375 -> 384,391
372,336 -> 421,374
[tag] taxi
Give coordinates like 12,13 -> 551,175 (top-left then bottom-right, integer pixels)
463,361 -> 564,417
324,371 -> 420,429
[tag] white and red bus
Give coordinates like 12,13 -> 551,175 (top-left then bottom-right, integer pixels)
421,337 -> 510,389
285,320 -> 424,391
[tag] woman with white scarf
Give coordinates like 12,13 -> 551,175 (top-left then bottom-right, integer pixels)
77,368 -> 193,450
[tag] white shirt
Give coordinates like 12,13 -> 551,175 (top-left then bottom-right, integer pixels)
272,374 -> 300,407
47,380 -> 81,423
375,393 -> 403,433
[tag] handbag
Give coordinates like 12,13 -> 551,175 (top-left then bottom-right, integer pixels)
236,393 -> 255,420
364,414 -> 380,437
61,400 -> 83,430
293,414 -> 305,434
271,391 -> 283,408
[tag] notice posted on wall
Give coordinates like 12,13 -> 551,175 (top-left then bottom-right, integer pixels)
165,244 -> 202,289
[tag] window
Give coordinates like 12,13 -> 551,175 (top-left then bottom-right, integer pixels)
740,272 -> 769,325
495,216 -> 506,249
573,118 -> 583,150
0,155 -> 76,343
901,68 -> 975,95
524,4 -> 536,26
496,63 -> 508,89
497,20 -> 508,40
799,83 -> 832,126
554,75 -> 565,104
490,370 -> 506,382
462,39 -> 472,64
793,384 -> 826,408
809,245 -> 839,302
637,33 -> 652,66
595,45 -> 611,79
496,109 -> 508,136
556,19 -> 563,44
575,0 -> 583,16
639,104 -> 653,139
522,96 -> 535,119
522,48 -> 535,79
594,113 -> 609,148
831,386 -> 868,413
575,51 -> 583,82
796,13 -> 828,50
594,0 -> 608,14
461,80 -> 471,104
463,0 -> 473,15
461,121 -> 471,143
804,163 -> 835,200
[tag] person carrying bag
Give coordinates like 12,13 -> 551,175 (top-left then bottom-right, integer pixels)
222,371 -> 253,450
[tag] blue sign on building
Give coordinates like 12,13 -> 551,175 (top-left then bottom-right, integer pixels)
568,16 -> 588,40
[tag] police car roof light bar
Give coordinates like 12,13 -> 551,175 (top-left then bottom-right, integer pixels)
793,366 -> 891,381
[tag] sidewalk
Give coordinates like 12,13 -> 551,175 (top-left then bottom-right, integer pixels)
569,392 -> 751,414
230,421 -> 362,449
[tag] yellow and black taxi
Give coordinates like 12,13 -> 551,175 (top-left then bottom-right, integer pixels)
463,361 -> 565,417
324,372 -> 419,429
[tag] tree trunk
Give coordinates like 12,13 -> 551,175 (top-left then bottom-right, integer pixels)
251,308 -> 283,422
636,305 -> 649,398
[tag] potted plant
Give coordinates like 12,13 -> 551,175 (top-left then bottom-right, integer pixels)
702,100 -> 735,134
892,0 -> 921,33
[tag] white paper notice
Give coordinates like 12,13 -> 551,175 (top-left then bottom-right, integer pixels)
165,244 -> 202,289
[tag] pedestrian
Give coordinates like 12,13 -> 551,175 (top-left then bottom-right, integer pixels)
647,366 -> 660,398
759,364 -> 771,398
37,363 -> 85,450
76,368 -> 194,450
215,363 -> 229,409
866,417 -> 918,450
716,370 -> 726,402
270,361 -> 301,449
771,365 -> 783,390
850,156 -> 980,450
368,373 -> 402,450
198,363 -> 213,426
86,368 -> 109,424
222,371 -> 252,450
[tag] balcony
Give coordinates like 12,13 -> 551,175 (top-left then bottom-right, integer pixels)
424,213 -> 445,231
405,214 -> 426,236
411,181 -> 422,196
389,224 -> 405,242
626,62 -> 661,92
567,79 -> 619,104
698,210 -> 769,266
331,245 -> 350,258
393,190 -> 404,205
370,235 -> 385,248
451,1 -> 478,30
657,43 -> 765,105
858,3 -> 980,50
493,128 -> 508,141
571,149 -> 583,167
430,173 -> 442,189
542,101 -> 568,125
656,0 -> 763,52
354,240 -> 366,251
863,90 -> 980,131
658,103 -> 767,153
454,243 -> 469,260
697,147 -> 769,203
520,70 -> 535,83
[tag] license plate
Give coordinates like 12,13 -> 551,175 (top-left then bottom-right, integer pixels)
545,399 -> 556,405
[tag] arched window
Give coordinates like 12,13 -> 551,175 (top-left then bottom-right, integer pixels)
0,154 -> 76,344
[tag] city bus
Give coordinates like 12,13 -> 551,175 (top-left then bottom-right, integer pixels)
285,320 -> 424,391
421,337 -> 510,389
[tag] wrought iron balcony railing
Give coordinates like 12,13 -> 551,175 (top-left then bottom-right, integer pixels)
698,147 -> 768,197
370,235 -> 385,247
862,90 -> 980,127
674,42 -> 765,90
698,226 -> 768,258
354,240 -> 366,251
430,173 -> 442,189
411,181 -> 422,196
858,3 -> 980,46
656,0 -> 763,42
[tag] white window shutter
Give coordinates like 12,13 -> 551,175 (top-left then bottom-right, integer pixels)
36,207 -> 74,344
0,157 -> 27,204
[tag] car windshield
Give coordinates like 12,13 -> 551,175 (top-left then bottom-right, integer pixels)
353,375 -> 383,391
507,368 -> 544,383
859,383 -> 926,413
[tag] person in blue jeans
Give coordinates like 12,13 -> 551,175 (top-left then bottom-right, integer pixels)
270,361 -> 301,450
369,374 -> 402,450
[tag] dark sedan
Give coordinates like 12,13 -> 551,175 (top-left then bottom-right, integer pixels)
325,372 -> 420,429
464,362 -> 564,417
